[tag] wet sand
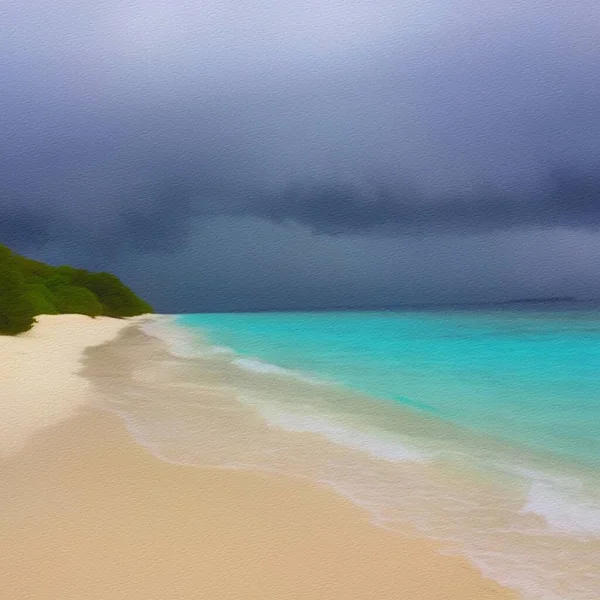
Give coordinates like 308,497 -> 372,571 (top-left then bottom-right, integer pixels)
0,315 -> 517,599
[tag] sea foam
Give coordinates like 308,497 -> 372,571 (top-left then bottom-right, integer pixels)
241,400 -> 428,462
519,472 -> 600,537
140,315 -> 233,359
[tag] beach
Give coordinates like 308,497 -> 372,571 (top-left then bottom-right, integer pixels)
0,314 -> 516,599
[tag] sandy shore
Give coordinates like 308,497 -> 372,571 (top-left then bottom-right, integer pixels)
0,315 -> 517,599
0,314 -> 134,456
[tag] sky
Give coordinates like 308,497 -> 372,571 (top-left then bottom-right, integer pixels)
1,0 -> 600,311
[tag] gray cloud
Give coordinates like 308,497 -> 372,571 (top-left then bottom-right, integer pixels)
116,218 -> 600,312
1,0 -> 600,309
245,167 -> 600,236
0,204 -> 52,249
3,164 -> 599,260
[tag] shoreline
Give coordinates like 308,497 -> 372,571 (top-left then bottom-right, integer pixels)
0,314 -> 517,599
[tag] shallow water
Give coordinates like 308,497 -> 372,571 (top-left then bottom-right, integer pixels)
106,308 -> 600,600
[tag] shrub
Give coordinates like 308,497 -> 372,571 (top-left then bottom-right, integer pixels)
24,282 -> 58,315
78,271 -> 153,317
51,284 -> 104,316
0,246 -> 37,335
0,244 -> 153,334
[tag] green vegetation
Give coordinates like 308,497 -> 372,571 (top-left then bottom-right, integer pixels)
0,244 -> 153,335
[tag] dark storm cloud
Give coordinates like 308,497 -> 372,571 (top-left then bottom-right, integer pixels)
0,197 -> 66,250
118,175 -> 207,252
2,0 -> 600,308
121,218 -> 600,312
4,164 -> 600,260
249,167 -> 600,236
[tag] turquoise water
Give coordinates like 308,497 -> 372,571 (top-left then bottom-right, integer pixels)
176,309 -> 600,471
132,307 -> 600,599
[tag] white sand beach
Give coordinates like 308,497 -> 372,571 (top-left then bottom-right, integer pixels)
0,315 -> 517,599
0,314 -> 133,456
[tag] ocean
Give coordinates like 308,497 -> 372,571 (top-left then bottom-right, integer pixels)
126,305 -> 600,600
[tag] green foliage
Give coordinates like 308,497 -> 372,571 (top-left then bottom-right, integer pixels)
76,271 -> 153,317
0,246 -> 37,335
51,284 -> 104,316
24,282 -> 58,315
13,255 -> 54,279
0,243 -> 153,335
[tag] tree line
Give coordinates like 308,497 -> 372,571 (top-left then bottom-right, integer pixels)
0,244 -> 153,335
